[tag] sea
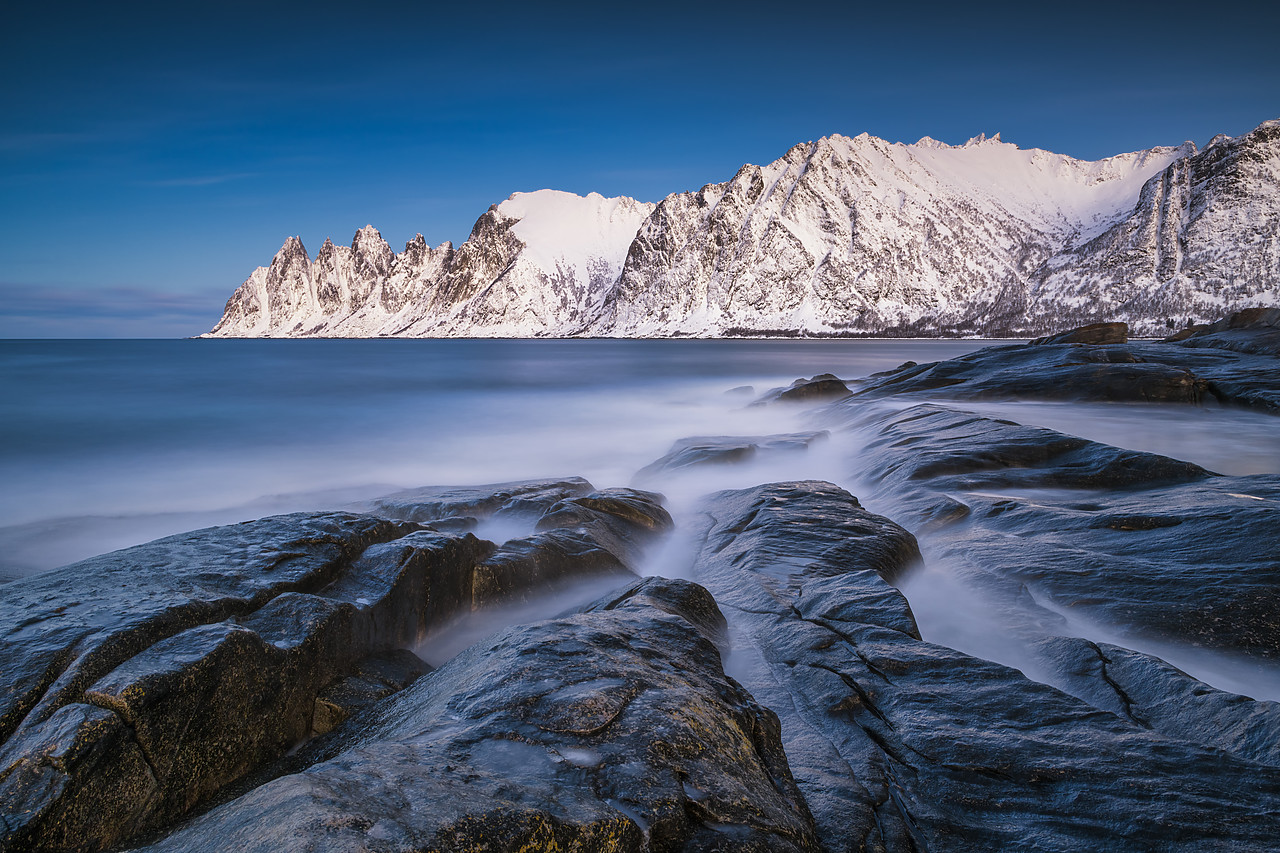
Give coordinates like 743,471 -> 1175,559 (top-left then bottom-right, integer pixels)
4,338 -> 1279,696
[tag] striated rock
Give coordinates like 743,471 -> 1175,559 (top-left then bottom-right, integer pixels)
1033,636 -> 1280,767
633,431 -> 829,482
128,577 -> 821,853
685,481 -> 1280,851
0,480 -> 671,853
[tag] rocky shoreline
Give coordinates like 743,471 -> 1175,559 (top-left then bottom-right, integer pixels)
3,311 -> 1278,851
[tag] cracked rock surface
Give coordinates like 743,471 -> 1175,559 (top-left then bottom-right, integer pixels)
127,577 -> 821,853
683,481 -> 1280,851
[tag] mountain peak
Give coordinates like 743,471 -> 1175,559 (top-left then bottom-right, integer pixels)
209,119 -> 1279,339
278,236 -> 307,260
963,132 -> 1004,147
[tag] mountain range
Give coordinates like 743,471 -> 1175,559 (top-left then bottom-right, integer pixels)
206,120 -> 1279,338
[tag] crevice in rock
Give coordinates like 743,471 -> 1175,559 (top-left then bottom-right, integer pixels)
81,692 -> 165,791
1089,642 -> 1148,729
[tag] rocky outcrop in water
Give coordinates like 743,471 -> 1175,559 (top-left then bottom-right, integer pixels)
633,432 -> 829,483
845,310 -> 1280,411
829,404 -> 1280,661
677,481 -> 1280,850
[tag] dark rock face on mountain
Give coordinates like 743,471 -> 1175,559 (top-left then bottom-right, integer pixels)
683,482 -> 1280,851
130,577 -> 821,853
0,482 -> 669,853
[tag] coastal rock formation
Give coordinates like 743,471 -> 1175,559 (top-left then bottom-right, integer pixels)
4,317 -> 1279,851
0,482 -> 669,852
206,121 -> 1279,339
845,311 -> 1280,411
130,577 -> 821,853
682,481 -> 1280,850
834,404 -> 1280,660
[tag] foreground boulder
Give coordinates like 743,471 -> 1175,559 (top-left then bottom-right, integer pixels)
685,481 -> 1280,851
0,480 -> 670,853
129,577 -> 821,853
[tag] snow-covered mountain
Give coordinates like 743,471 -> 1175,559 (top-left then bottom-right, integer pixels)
207,120 -> 1279,338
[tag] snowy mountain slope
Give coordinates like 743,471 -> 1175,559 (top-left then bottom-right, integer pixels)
209,190 -> 655,338
1027,120 -> 1280,333
592,133 -> 1199,336
206,121 -> 1279,338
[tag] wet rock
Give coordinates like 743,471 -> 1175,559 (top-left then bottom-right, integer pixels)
633,432 -> 829,482
1034,636 -> 1280,767
311,649 -> 431,736
128,578 -> 821,853
1030,321 -> 1129,345
0,480 -> 672,852
686,481 -> 1280,851
752,374 -> 852,406
370,477 -> 594,524
849,316 -> 1280,411
580,575 -> 730,651
841,404 -> 1280,660
535,488 -> 674,568
0,512 -> 436,852
853,341 -> 1210,404
1178,306 -> 1280,356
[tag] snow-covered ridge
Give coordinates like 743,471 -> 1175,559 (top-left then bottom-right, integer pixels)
207,120 -> 1280,338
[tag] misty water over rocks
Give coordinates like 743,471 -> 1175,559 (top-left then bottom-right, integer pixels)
0,339 -> 991,574
4,338 -> 1278,695
3,332 -> 1279,851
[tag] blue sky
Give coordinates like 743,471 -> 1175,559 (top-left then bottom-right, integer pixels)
2,0 -> 1277,337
